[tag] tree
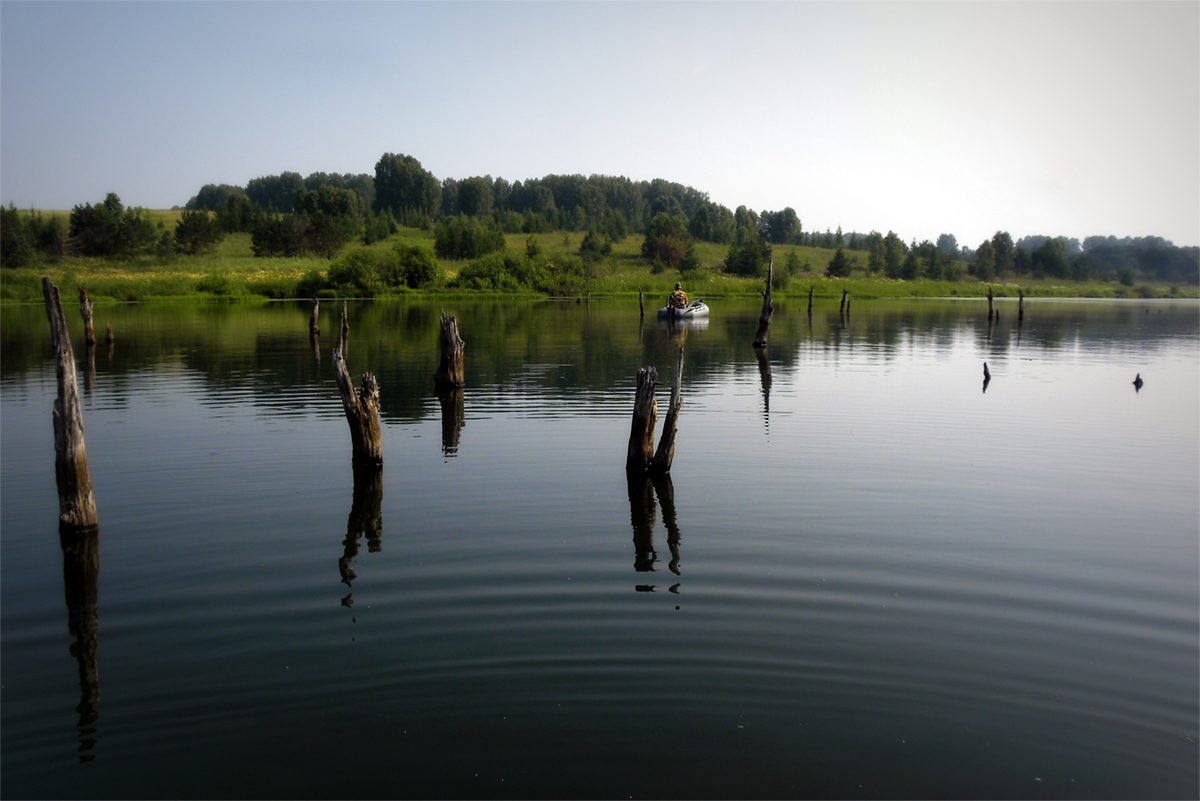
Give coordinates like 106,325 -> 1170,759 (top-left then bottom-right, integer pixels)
992,231 -> 1014,276
724,223 -> 772,277
883,231 -> 904,279
759,207 -> 802,245
936,233 -> 958,256
295,187 -> 362,259
973,239 -> 995,280
373,152 -> 441,223
174,209 -> 224,256
457,177 -> 495,219
1,204 -> 32,268
867,232 -> 884,273
245,172 -> 304,213
641,212 -> 693,271
827,246 -> 852,278
1032,237 -> 1069,279
391,243 -> 443,288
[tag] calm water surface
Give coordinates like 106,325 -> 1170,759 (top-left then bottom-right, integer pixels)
2,296 -> 1197,799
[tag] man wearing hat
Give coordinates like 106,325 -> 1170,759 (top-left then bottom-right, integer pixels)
669,282 -> 688,309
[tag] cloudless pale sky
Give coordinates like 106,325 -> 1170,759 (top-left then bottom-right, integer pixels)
2,0 -> 1197,248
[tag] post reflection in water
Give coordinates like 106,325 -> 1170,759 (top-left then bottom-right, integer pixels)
435,384 -> 464,457
755,346 -> 772,432
59,524 -> 100,762
338,465 -> 383,608
627,471 -> 682,594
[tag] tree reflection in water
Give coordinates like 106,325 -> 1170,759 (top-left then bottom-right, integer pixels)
627,471 -> 682,594
338,465 -> 383,608
60,524 -> 100,762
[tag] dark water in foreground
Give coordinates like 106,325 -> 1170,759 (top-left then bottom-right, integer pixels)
2,297 -> 1197,799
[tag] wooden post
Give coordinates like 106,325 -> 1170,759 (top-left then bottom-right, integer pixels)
340,301 -> 350,350
626,366 -> 658,473
807,285 -> 813,316
105,323 -> 113,346
839,287 -> 847,317
78,286 -> 95,348
987,285 -> 995,320
309,298 -> 320,336
332,328 -> 382,467
650,348 -> 684,474
752,260 -> 774,348
433,310 -> 465,387
1018,288 -> 1025,323
639,290 -> 645,320
43,278 -> 98,529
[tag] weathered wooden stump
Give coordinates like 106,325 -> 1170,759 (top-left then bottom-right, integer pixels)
433,310 -> 465,387
43,278 -> 98,529
627,366 -> 659,473
1018,288 -> 1025,323
807,285 -> 814,316
987,285 -> 995,320
105,323 -> 113,346
752,260 -> 774,348
78,286 -> 95,348
639,290 -> 645,320
983,361 -> 991,393
309,298 -> 320,336
627,349 -> 684,475
839,287 -> 847,317
332,328 -> 382,467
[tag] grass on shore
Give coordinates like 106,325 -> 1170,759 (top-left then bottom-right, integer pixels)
2,218 -> 1194,304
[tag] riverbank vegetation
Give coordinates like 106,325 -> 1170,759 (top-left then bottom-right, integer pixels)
3,151 -> 1196,303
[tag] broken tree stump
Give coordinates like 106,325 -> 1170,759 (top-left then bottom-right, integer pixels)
639,289 -> 645,320
987,285 -> 995,320
340,301 -> 350,352
78,286 -> 95,348
43,278 -> 98,529
105,323 -> 113,346
309,298 -> 320,336
839,287 -> 847,317
752,260 -> 774,348
332,329 -> 382,467
807,285 -> 814,316
433,310 -> 465,387
627,348 -> 685,475
626,367 -> 659,473
1018,288 -> 1025,323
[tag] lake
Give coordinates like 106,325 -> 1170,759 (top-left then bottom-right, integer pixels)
1,295 -> 1197,799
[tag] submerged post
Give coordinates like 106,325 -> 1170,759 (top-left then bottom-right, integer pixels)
433,310 -> 465,387
43,278 -> 98,529
78,286 -> 95,348
639,290 -> 645,320
807,285 -> 814,316
309,298 -> 320,336
1018,287 -> 1025,323
839,287 -> 847,317
752,260 -> 774,348
987,285 -> 995,320
332,325 -> 382,467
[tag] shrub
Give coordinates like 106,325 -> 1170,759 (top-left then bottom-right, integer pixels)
196,271 -> 236,296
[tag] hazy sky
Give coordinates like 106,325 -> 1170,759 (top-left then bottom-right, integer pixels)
2,1 -> 1197,248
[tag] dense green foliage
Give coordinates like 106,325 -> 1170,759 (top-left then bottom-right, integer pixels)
3,150 -> 1197,295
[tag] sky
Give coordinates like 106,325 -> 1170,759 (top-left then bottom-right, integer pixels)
2,0 -> 1197,249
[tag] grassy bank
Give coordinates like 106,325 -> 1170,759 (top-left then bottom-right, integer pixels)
2,219 -> 1194,304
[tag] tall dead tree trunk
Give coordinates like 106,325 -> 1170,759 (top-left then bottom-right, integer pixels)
332,326 -> 382,467
752,260 -> 774,348
78,286 -> 95,348
43,278 -> 98,529
433,310 -> 465,386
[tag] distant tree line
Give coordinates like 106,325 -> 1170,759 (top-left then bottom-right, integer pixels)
3,150 -> 1196,286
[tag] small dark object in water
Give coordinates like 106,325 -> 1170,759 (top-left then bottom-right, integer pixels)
1133,373 -> 1143,390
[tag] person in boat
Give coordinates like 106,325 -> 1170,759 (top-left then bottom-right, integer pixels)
669,282 -> 688,310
